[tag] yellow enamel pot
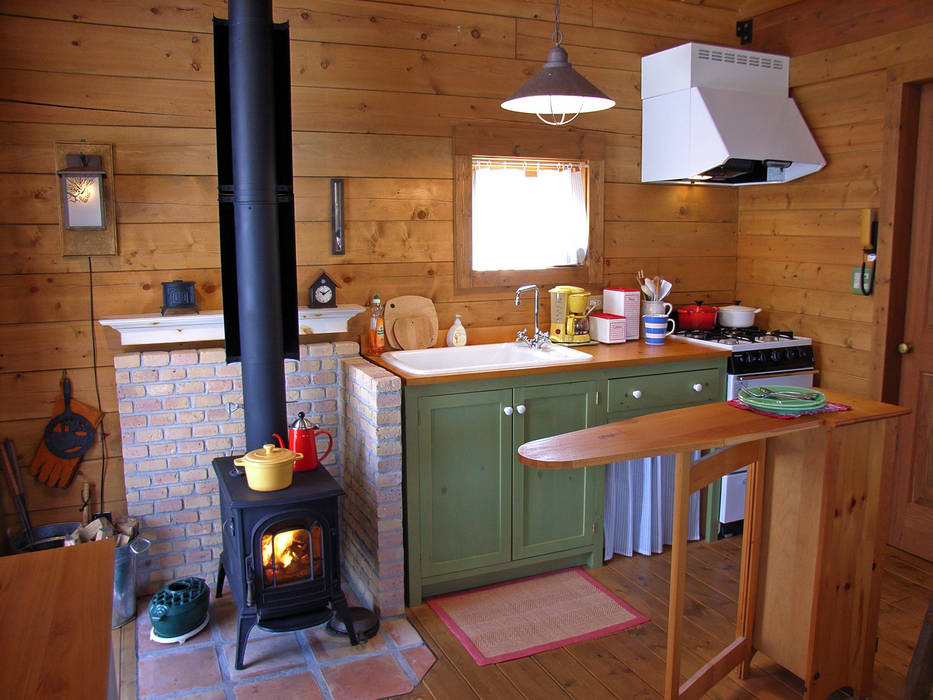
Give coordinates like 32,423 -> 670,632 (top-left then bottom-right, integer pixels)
233,443 -> 303,492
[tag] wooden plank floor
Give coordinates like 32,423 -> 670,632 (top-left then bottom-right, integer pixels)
399,539 -> 932,700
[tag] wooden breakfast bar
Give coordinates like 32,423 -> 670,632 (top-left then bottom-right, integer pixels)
517,390 -> 909,700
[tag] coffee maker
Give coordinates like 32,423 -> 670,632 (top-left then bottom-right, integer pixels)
548,285 -> 591,343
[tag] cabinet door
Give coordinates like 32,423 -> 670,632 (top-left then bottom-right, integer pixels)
512,381 -> 602,559
418,389 -> 513,577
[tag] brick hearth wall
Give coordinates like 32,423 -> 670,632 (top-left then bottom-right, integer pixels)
114,341 -> 402,615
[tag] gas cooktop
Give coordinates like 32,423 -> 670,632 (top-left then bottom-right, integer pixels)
676,327 -> 814,374
676,327 -> 812,349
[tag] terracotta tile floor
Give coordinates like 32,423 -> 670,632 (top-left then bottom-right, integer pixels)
135,594 -> 435,699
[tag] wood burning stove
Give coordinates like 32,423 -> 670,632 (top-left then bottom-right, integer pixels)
213,456 -> 359,669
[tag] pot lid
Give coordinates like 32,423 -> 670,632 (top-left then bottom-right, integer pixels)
236,443 -> 299,467
291,411 -> 315,430
679,301 -> 719,313
719,304 -> 761,312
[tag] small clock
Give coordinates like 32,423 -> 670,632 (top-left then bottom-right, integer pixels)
309,272 -> 338,309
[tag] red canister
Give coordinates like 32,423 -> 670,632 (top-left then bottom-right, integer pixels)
288,412 -> 333,471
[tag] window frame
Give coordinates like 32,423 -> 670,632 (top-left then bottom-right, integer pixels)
453,125 -> 605,292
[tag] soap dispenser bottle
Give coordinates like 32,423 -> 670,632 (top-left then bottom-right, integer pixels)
446,314 -> 467,347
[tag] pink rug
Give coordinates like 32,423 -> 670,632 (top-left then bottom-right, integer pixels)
426,568 -> 648,666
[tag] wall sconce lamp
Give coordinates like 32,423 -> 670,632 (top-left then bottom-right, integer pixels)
58,154 -> 107,230
54,142 -> 117,256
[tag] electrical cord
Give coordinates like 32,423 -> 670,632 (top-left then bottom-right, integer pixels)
87,256 -> 108,519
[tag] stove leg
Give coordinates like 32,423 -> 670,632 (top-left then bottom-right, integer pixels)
235,612 -> 257,670
215,558 -> 226,598
332,593 -> 360,646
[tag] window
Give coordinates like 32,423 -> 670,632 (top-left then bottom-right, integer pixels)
454,125 -> 605,290
471,158 -> 589,271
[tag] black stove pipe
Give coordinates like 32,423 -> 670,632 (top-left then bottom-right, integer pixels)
228,0 -> 287,449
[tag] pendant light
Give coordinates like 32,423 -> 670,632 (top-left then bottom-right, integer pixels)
501,0 -> 615,125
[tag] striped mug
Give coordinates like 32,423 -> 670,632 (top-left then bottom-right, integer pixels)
643,314 -> 675,345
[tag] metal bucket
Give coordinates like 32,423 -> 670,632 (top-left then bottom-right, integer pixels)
12,521 -> 80,553
112,536 -> 151,628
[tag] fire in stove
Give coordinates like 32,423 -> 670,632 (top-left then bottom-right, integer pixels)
261,526 -> 322,586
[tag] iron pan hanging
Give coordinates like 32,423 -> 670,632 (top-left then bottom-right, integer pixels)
43,377 -> 95,459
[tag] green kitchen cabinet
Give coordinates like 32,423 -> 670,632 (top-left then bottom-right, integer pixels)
405,376 -> 603,604
400,357 -> 727,605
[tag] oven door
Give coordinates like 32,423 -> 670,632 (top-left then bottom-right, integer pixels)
727,368 -> 817,401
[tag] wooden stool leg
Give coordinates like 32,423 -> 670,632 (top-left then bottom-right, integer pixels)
736,439 -> 767,679
665,451 -> 692,699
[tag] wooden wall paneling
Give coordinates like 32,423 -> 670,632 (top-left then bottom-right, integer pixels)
348,0 -> 595,24
275,0 -> 516,58
738,0 -> 799,19
736,257 -> 855,293
515,17 -> 687,66
657,257 -> 737,297
746,0 -> 933,57
737,179 -> 880,211
288,41 -> 645,110
0,321 -> 92,373
592,0 -> 740,45
0,226 -> 94,275
0,16 -> 213,81
1,413 -> 123,471
604,144 -> 642,184
809,121 -> 885,154
734,282 -> 875,323
0,0 -> 224,32
736,234 -> 862,263
606,183 -> 737,223
301,261 -> 456,306
765,311 -> 873,352
739,209 -> 865,237
790,22 -> 933,88
792,70 -> 888,129
813,342 -> 872,381
292,133 -> 451,179
0,174 -> 58,224
785,150 -> 881,187
0,69 -> 216,129
605,222 -> 736,258
296,221 -> 453,265
115,175 -> 218,224
0,368 -> 116,422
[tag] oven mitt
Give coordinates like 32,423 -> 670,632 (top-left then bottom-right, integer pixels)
30,392 -> 104,489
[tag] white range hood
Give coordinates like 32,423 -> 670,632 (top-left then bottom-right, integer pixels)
641,43 -> 825,185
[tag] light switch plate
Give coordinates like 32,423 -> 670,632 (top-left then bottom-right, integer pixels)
850,266 -> 874,295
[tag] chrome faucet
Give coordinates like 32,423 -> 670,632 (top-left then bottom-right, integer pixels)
514,284 -> 550,349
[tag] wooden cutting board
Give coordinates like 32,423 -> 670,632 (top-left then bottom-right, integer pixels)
392,314 -> 436,350
384,296 -> 438,349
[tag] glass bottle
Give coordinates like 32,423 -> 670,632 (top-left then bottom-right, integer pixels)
369,295 -> 387,354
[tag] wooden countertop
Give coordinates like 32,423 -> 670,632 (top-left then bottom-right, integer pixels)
0,539 -> 115,698
517,389 -> 910,470
365,336 -> 731,386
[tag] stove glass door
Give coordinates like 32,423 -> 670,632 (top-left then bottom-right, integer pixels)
261,520 -> 323,587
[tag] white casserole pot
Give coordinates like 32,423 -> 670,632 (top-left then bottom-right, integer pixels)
718,304 -> 761,328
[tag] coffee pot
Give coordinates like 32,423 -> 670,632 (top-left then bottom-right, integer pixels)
277,412 -> 333,472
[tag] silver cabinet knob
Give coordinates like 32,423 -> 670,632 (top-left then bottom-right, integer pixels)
516,404 -> 526,414
693,383 -> 703,392
632,390 -> 643,399
503,406 -> 514,416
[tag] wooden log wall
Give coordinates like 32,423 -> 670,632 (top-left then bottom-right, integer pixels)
737,0 -> 933,397
0,0 -> 744,535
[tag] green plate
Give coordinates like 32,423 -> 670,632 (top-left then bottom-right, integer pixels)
739,385 -> 825,413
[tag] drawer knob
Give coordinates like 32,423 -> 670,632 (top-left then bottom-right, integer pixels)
632,390 -> 643,399
503,406 -> 514,416
693,383 -> 703,392
516,404 -> 526,414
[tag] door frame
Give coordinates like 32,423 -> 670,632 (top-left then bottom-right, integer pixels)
872,59 -> 933,402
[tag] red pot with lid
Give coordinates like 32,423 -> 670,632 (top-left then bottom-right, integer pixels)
676,301 -> 719,330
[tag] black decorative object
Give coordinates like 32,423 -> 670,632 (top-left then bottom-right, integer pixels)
213,456 -> 362,669
161,280 -> 198,315
331,178 -> 345,255
736,19 -> 753,45
309,272 -> 338,309
43,377 -> 95,460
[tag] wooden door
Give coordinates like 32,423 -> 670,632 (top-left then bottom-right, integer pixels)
890,82 -> 933,561
511,381 -> 603,560
417,389 -> 513,577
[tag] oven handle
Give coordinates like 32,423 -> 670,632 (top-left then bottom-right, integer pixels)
734,368 -> 819,382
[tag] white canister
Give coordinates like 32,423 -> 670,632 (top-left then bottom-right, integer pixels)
590,313 -> 626,343
603,288 -> 641,339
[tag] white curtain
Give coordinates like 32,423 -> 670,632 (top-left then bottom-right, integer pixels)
603,454 -> 701,559
472,164 -> 588,271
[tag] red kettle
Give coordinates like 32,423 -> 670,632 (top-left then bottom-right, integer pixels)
287,412 -> 332,472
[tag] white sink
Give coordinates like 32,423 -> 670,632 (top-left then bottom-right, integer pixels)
380,342 -> 594,376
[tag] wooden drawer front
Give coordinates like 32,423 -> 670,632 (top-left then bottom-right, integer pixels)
606,369 -> 720,414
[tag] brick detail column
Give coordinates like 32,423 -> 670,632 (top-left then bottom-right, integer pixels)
338,357 -> 404,617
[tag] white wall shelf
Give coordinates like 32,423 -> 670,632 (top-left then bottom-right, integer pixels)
99,306 -> 365,346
